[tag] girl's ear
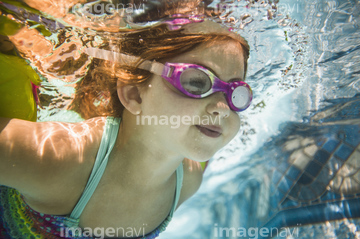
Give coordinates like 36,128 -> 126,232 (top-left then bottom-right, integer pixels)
117,83 -> 142,115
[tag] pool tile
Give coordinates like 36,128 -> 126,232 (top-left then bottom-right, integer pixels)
313,167 -> 331,186
334,143 -> 354,161
278,176 -> 294,193
304,161 -> 323,180
272,170 -> 284,185
280,197 -> 300,209
298,172 -> 314,185
270,194 -> 280,210
316,138 -> 326,147
288,184 -> 301,199
298,185 -> 317,201
314,149 -> 331,165
286,165 -> 302,180
322,139 -> 340,153
327,156 -> 344,175
274,189 -> 287,203
277,161 -> 290,174
344,125 -> 360,147
320,190 -> 342,201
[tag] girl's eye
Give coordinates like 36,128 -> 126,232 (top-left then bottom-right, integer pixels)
189,78 -> 207,88
180,69 -> 211,95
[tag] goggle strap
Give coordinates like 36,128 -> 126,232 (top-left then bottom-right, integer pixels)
84,47 -> 165,75
138,60 -> 164,75
84,48 -> 137,64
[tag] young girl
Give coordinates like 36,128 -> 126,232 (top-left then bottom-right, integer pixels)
0,20 -> 251,238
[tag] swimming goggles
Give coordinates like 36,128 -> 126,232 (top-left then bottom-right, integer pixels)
84,48 -> 253,112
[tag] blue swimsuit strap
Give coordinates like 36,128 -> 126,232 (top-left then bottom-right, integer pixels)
69,117 -> 184,220
69,117 -> 121,219
170,161 -> 184,217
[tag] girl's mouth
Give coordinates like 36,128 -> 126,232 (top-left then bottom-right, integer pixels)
195,125 -> 222,138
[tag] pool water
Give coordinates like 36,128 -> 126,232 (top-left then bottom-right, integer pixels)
159,0 -> 360,238
1,0 -> 359,238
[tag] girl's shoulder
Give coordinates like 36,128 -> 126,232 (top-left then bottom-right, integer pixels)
0,117 -> 108,205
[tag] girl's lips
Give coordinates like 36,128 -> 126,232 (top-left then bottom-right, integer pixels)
195,125 -> 223,138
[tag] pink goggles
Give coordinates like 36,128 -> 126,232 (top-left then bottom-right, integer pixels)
154,62 -> 252,112
84,48 -> 252,111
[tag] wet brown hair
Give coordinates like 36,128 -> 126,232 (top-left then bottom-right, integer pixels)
70,24 -> 250,119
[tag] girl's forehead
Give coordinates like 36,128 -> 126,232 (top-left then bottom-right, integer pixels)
167,40 -> 245,81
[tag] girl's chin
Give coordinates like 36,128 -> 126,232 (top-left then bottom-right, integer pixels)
187,153 -> 215,163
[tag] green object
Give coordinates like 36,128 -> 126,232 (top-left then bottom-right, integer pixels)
0,0 -> 41,16
0,52 -> 41,121
0,15 -> 23,36
200,161 -> 208,171
28,20 -> 52,37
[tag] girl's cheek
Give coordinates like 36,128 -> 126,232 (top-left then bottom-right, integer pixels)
230,114 -> 241,133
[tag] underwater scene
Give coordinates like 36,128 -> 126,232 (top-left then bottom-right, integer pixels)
0,0 -> 359,238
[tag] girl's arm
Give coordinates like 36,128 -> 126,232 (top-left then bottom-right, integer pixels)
0,118 -> 70,193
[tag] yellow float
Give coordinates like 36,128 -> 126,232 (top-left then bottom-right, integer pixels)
0,15 -> 41,121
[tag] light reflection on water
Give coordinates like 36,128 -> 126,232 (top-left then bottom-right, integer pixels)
1,0 -> 359,238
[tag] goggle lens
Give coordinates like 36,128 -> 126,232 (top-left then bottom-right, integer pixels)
231,85 -> 252,110
180,68 -> 211,95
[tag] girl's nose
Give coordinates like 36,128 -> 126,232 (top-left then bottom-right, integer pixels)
205,92 -> 231,118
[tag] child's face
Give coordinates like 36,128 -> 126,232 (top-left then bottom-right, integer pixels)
139,40 -> 246,161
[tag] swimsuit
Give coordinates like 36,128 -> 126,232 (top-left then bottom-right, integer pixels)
0,117 -> 184,238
